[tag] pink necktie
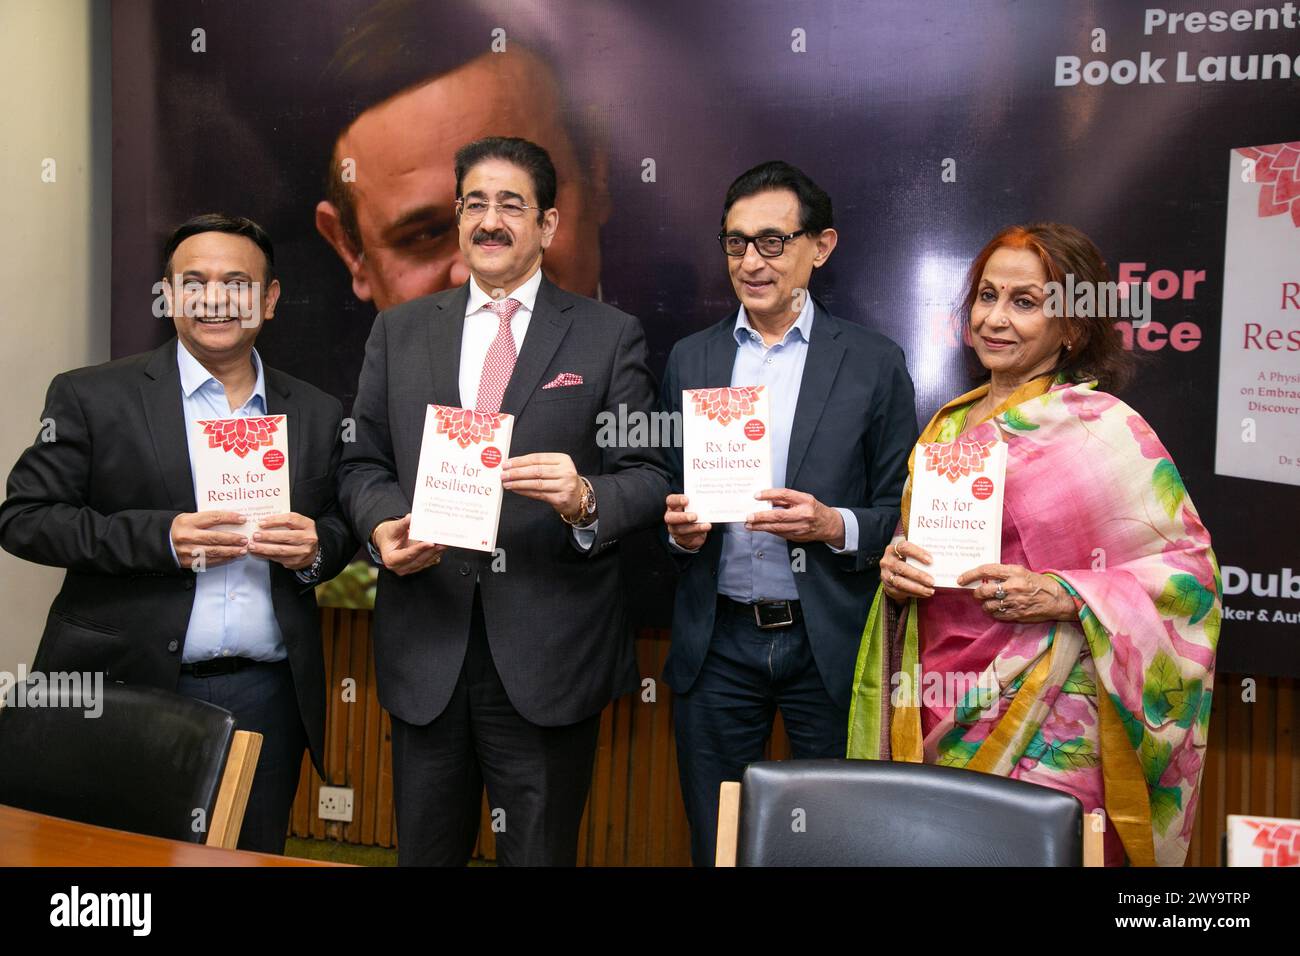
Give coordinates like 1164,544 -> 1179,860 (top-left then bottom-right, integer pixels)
475,298 -> 521,412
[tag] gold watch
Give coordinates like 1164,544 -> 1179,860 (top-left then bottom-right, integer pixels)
562,476 -> 597,526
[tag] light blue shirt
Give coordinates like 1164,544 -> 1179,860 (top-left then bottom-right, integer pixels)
173,341 -> 286,663
714,300 -> 858,602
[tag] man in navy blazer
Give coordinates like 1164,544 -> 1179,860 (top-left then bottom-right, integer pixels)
661,162 -> 918,864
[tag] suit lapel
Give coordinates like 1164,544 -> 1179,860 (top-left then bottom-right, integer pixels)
428,283 -> 470,408
263,368 -> 300,492
499,276 -> 572,418
140,339 -> 197,512
785,302 -> 846,485
704,314 -> 739,388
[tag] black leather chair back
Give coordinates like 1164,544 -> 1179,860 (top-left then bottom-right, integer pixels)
0,681 -> 235,843
737,758 -> 1084,866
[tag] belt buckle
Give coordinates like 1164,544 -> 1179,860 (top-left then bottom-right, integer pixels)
191,656 -> 239,678
753,601 -> 795,630
190,658 -> 220,678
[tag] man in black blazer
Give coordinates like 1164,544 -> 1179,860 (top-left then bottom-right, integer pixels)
0,215 -> 355,853
338,137 -> 669,866
661,162 -> 918,864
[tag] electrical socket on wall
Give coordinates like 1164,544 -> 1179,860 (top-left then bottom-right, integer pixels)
318,785 -> 354,822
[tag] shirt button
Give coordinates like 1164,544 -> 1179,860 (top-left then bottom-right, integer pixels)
222,649 -> 231,656
228,592 -> 237,600
756,551 -> 765,559
460,564 -> 471,576
166,640 -> 179,652
765,358 -> 773,365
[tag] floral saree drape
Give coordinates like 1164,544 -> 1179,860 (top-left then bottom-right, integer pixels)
847,376 -> 1221,866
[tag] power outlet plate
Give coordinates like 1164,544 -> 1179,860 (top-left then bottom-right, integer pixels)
318,785 -> 354,822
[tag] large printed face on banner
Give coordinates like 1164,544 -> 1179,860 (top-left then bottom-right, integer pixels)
314,50 -> 606,310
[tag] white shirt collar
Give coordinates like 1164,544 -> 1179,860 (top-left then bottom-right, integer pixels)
734,292 -> 815,346
465,265 -> 544,317
176,338 -> 267,405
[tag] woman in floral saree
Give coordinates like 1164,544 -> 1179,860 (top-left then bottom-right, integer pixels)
847,223 -> 1220,866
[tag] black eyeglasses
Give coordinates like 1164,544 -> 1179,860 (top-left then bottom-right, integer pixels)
718,230 -> 806,258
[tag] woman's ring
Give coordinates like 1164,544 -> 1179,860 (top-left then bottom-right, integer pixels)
994,585 -> 1007,601
893,540 -> 904,560
998,601 -> 1006,613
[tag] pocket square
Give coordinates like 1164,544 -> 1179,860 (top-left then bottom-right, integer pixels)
542,372 -> 584,389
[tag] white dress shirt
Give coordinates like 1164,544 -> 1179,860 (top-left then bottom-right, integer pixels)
460,267 -> 592,548
459,266 -> 542,409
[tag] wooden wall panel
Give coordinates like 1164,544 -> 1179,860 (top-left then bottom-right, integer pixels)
290,609 -> 1300,867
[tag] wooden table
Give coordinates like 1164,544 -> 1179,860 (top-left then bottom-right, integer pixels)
0,805 -> 345,866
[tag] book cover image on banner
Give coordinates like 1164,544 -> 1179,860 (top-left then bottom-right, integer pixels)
1225,814 -> 1300,867
682,385 -> 773,524
191,415 -> 291,536
410,405 -> 514,552
906,437 -> 1007,589
1215,141 -> 1300,487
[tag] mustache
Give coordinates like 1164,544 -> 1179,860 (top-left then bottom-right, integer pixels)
473,229 -> 512,245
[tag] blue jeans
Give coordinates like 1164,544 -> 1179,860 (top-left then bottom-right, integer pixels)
674,598 -> 848,866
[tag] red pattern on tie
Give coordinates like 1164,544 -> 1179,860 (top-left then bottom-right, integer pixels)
475,298 -> 521,412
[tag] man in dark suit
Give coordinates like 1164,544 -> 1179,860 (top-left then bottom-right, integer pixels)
661,162 -> 918,864
337,136 -> 669,866
0,214 -> 355,854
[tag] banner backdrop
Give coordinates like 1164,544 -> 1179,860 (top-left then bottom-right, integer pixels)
110,0 -> 1300,675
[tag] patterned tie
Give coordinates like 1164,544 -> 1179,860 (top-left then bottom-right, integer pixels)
475,297 -> 521,413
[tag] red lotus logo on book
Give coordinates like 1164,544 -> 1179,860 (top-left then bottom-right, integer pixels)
1236,142 -> 1300,228
196,416 -> 284,458
690,386 -> 763,426
434,406 -> 505,448
922,436 -> 999,483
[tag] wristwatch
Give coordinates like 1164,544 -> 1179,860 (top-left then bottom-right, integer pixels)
562,476 -> 597,526
295,546 -> 324,583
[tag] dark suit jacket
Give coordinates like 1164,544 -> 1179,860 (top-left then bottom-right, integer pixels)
0,339 -> 356,776
660,301 -> 918,709
338,276 -> 671,728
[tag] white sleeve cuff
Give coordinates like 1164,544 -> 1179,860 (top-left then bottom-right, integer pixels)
572,519 -> 597,551
827,508 -> 859,555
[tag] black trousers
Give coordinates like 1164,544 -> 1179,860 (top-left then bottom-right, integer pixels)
176,658 -> 306,854
674,598 -> 849,866
390,587 -> 602,866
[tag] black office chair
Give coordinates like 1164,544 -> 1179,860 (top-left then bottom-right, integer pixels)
0,680 -> 261,847
716,758 -> 1102,866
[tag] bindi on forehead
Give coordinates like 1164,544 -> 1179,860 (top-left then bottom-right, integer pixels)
981,272 -> 1042,291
